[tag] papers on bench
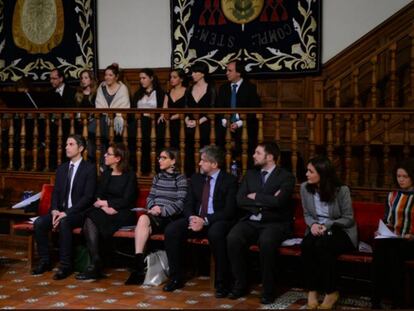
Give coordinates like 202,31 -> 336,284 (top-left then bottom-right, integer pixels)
130,207 -> 147,212
28,216 -> 39,224
118,225 -> 136,231
281,238 -> 302,246
11,192 -> 41,209
375,219 -> 401,239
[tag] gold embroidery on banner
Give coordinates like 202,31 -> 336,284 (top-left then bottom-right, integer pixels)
221,0 -> 264,25
12,0 -> 64,54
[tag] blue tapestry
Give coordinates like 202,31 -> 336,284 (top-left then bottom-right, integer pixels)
0,0 -> 98,84
171,0 -> 321,76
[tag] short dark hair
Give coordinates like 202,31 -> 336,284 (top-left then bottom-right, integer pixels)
394,158 -> 414,188
51,68 -> 66,82
305,156 -> 343,202
67,134 -> 86,152
258,141 -> 280,162
109,142 -> 130,173
200,145 -> 224,168
160,147 -> 180,171
230,60 -> 245,78
171,68 -> 189,87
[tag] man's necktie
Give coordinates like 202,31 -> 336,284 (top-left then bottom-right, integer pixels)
63,164 -> 74,209
200,176 -> 212,218
230,83 -> 238,123
261,171 -> 268,187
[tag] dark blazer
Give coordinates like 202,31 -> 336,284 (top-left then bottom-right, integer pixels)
237,167 -> 295,223
50,160 -> 97,216
300,182 -> 358,247
48,84 -> 76,108
217,79 -> 260,109
184,170 -> 238,224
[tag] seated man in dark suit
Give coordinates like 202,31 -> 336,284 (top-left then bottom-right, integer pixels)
163,145 -> 238,298
227,142 -> 295,304
216,61 -> 261,165
49,68 -> 76,108
32,134 -> 96,280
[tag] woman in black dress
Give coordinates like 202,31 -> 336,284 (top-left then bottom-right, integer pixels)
76,143 -> 137,280
162,69 -> 188,149
185,62 -> 215,175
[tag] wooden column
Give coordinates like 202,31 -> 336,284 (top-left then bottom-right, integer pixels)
32,115 -> 39,171
179,114 -> 185,174
19,114 -> 26,171
57,114 -> 63,166
225,114 -> 232,173
307,113 -> 316,160
403,115 -> 411,159
352,68 -> 360,134
194,114 -> 200,174
95,113 -> 102,175
7,116 -> 14,170
363,114 -> 372,187
44,115 -> 51,172
241,113 -> 248,176
165,113 -> 171,148
136,113 -> 142,177
344,114 -> 352,186
122,113 -> 128,147
382,114 -> 391,187
325,114 -> 333,161
290,114 -> 298,179
150,114 -> 157,176
208,113 -> 216,146
389,43 -> 397,108
81,113 -> 88,161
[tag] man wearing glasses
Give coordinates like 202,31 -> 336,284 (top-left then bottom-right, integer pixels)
163,145 -> 238,298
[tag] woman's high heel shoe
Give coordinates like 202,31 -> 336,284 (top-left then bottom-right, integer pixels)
319,291 -> 339,309
307,291 -> 319,309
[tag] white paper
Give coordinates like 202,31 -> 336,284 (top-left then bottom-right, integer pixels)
11,192 -> 41,209
28,216 -> 39,224
118,225 -> 136,231
375,219 -> 401,239
281,238 -> 303,246
358,241 -> 373,253
130,208 -> 147,212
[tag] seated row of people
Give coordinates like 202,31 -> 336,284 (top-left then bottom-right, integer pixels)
31,134 -> 414,308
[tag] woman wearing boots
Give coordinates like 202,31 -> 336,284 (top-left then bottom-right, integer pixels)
125,148 -> 187,285
300,156 -> 357,309
76,143 -> 137,280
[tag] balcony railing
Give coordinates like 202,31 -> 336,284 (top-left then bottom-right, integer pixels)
1,107 -> 413,189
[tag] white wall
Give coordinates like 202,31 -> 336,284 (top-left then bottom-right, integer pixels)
97,0 -> 412,69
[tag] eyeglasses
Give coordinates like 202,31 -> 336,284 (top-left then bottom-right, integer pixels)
105,152 -> 115,156
157,156 -> 169,161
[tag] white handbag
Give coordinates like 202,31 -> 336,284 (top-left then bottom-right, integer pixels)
143,250 -> 169,286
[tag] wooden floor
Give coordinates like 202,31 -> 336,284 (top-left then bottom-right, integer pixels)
0,244 -> 376,309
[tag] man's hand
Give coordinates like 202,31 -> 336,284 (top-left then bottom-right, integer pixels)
101,206 -> 118,215
94,199 -> 108,208
188,216 -> 204,232
247,192 -> 256,200
52,211 -> 67,230
148,205 -> 161,216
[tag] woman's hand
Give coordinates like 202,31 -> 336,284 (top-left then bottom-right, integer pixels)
94,199 -> 108,208
148,205 -> 161,216
101,206 -> 118,215
157,114 -> 165,124
185,119 -> 196,128
199,116 -> 208,124
310,223 -> 326,236
403,233 -> 414,240
170,114 -> 179,120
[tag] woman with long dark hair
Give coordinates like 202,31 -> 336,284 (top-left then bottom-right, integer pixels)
76,143 -> 137,280
125,148 -> 187,285
131,68 -> 166,174
371,159 -> 414,309
162,69 -> 188,149
300,156 -> 357,309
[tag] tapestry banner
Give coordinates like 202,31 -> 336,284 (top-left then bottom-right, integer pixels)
0,0 -> 98,84
171,0 -> 321,76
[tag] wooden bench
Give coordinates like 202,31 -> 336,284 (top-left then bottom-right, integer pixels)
12,185 -> 384,270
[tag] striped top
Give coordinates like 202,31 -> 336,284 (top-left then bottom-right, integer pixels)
146,171 -> 188,217
385,190 -> 414,235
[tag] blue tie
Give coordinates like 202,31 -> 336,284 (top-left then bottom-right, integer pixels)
230,84 -> 238,123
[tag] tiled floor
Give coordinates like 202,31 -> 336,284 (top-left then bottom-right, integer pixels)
0,247 -> 372,309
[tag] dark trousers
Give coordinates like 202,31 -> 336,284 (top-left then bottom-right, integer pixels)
371,238 -> 414,306
164,217 -> 232,287
34,212 -> 83,268
227,220 -> 291,297
301,227 -> 354,294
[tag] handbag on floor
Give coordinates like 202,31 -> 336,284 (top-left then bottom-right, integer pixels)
143,250 -> 169,286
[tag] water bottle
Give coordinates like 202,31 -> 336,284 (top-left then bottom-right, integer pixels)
231,160 -> 238,178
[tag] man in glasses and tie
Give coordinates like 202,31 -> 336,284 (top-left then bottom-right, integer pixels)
216,61 -> 261,165
32,135 -> 96,280
163,145 -> 238,298
227,142 -> 295,305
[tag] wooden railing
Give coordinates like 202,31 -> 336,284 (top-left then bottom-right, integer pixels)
1,107 -> 414,189
323,7 -> 414,109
